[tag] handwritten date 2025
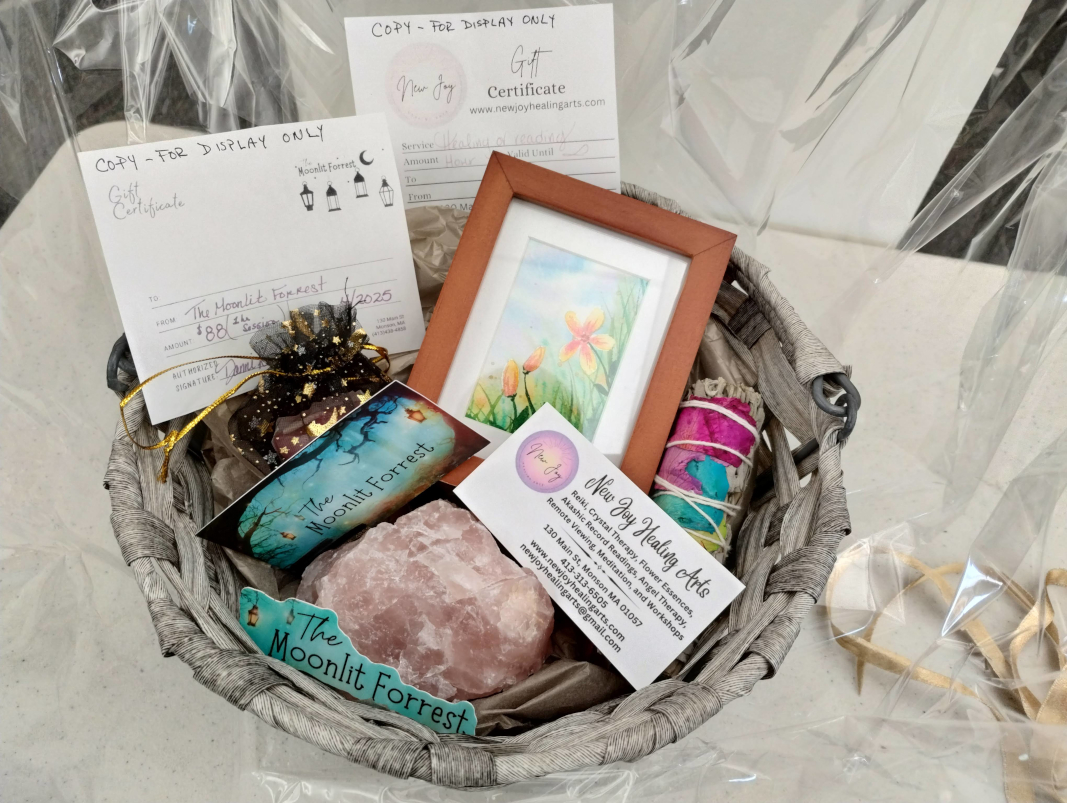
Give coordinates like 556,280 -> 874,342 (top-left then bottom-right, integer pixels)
349,289 -> 393,305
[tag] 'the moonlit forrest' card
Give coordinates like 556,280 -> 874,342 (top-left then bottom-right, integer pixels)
456,404 -> 744,689
345,6 -> 620,211
78,114 -> 424,424
197,382 -> 488,570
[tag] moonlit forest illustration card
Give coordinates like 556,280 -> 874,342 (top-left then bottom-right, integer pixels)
466,239 -> 648,439
197,382 -> 488,569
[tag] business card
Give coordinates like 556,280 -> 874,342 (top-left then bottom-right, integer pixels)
78,114 -> 424,423
456,405 -> 744,689
345,5 -> 620,211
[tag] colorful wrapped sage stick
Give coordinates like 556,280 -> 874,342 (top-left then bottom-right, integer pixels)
652,378 -> 764,557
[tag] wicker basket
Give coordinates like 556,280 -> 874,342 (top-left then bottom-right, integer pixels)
104,187 -> 855,788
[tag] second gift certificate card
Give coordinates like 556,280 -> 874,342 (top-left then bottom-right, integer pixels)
345,5 -> 620,210
79,114 -> 425,423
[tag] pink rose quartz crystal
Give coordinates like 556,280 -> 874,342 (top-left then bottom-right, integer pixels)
297,500 -> 554,701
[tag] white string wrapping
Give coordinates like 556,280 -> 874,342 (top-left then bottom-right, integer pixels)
678,399 -> 759,437
652,399 -> 758,555
665,438 -> 753,468
652,474 -> 739,552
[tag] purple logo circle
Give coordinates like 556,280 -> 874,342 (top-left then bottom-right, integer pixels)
515,431 -> 579,493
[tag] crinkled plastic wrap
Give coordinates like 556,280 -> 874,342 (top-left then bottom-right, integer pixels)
3,1 -> 1067,801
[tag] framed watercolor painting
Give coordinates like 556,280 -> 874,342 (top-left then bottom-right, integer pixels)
408,153 -> 736,492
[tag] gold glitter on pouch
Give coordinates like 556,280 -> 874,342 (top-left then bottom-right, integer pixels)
211,301 -> 391,475
292,310 -> 314,337
306,408 -> 341,438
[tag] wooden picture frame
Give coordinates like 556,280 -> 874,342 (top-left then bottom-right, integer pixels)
408,152 -> 736,492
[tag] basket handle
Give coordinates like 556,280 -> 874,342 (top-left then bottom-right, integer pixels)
106,333 -> 137,396
751,373 -> 861,501
812,372 -> 861,441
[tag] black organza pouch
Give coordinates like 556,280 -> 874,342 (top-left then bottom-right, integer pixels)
228,301 -> 390,472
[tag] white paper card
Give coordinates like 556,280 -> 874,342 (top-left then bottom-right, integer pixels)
79,114 -> 424,424
456,405 -> 744,689
345,6 -> 620,211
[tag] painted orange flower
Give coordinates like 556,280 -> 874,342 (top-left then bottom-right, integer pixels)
502,359 -> 520,397
559,309 -> 615,376
523,346 -> 545,373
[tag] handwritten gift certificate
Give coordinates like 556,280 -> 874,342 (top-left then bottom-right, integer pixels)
457,405 -> 744,689
79,114 -> 424,423
345,6 -> 620,210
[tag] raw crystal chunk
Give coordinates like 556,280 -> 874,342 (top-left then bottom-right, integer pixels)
298,500 -> 554,701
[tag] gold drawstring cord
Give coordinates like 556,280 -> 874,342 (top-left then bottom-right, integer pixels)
119,345 -> 390,483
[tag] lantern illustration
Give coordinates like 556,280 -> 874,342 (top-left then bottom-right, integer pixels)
299,182 -> 314,211
354,170 -> 368,198
326,182 -> 340,212
379,176 -> 394,207
247,603 -> 260,626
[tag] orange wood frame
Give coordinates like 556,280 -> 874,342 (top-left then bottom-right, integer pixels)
408,152 -> 736,492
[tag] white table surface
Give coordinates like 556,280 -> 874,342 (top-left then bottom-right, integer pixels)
2,121 -> 1064,802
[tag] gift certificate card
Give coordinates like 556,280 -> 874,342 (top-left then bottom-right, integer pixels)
456,405 -> 744,689
79,114 -> 424,424
345,6 -> 620,211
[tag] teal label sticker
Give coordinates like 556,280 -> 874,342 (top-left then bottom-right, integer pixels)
240,587 -> 476,735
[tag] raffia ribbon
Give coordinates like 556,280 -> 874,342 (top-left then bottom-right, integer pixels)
119,345 -> 388,483
827,550 -> 1067,802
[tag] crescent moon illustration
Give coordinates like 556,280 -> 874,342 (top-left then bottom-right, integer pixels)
359,150 -> 374,166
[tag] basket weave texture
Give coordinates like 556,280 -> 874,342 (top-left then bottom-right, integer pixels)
105,187 -> 851,788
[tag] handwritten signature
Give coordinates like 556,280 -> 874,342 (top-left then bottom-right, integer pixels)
215,357 -> 261,381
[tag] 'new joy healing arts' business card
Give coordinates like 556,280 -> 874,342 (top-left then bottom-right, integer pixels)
345,5 -> 620,211
456,405 -> 744,689
79,114 -> 424,424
